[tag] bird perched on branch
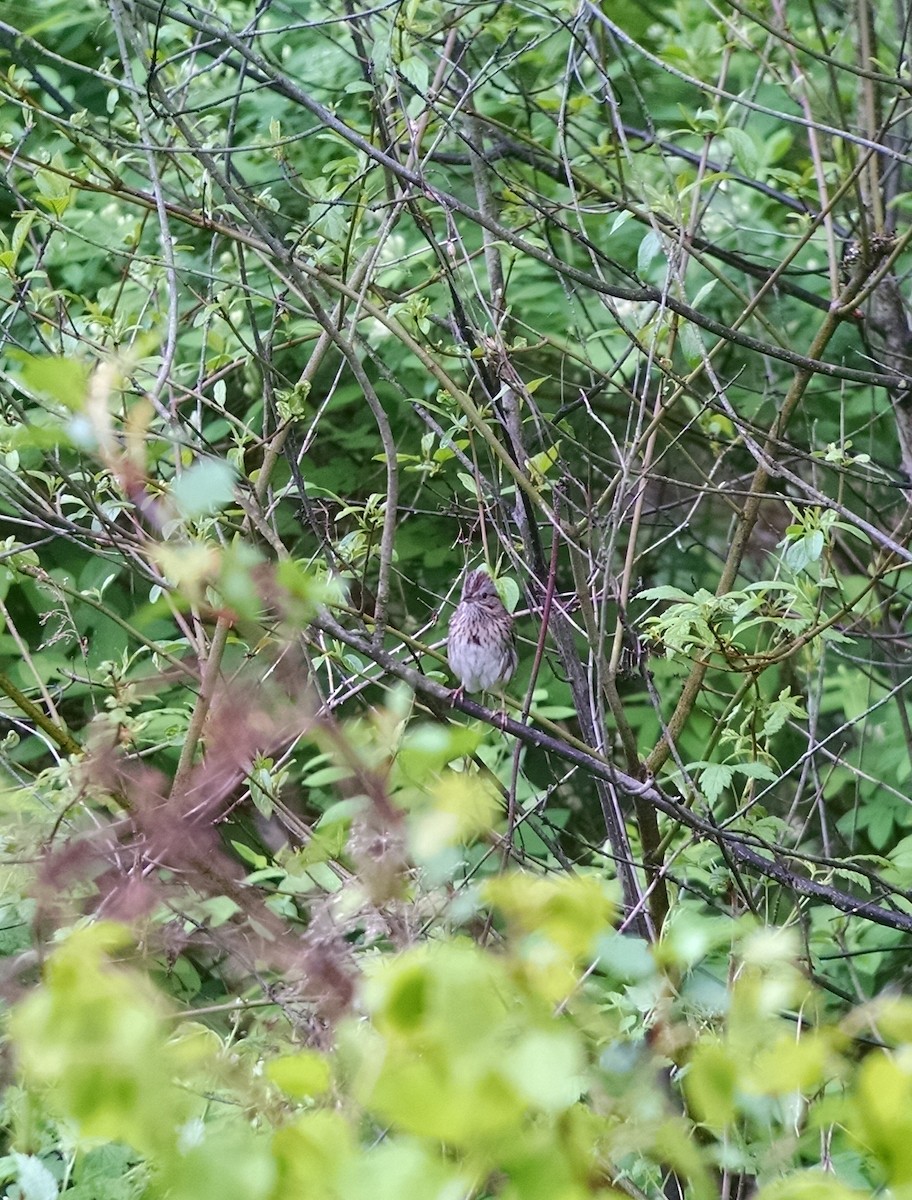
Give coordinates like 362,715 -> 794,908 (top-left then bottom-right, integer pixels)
447,569 -> 517,698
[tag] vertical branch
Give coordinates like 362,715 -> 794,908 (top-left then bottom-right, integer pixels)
857,0 -> 886,232
467,115 -> 507,325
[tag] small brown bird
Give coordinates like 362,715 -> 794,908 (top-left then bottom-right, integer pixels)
447,569 -> 517,697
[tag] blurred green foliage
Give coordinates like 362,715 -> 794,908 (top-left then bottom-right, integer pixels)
0,0 -> 911,1194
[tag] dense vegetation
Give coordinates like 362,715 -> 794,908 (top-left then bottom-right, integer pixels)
1,0 -> 912,1196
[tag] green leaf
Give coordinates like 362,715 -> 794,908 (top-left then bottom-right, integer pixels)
698,762 -> 734,803
410,772 -> 499,860
397,55 -> 428,93
685,1039 -> 737,1128
754,1172 -> 868,1200
456,472 -> 479,497
852,1052 -> 912,1185
639,585 -> 693,602
17,354 -> 92,409
637,229 -> 663,274
267,1050 -> 332,1099
734,761 -> 778,782
484,874 -> 614,962
352,944 -> 529,1143
679,320 -> 704,365
495,573 -> 521,613
10,924 -> 192,1152
526,441 -> 561,482
216,538 -> 266,619
749,1031 -> 830,1093
723,126 -> 759,175
6,210 -> 36,274
501,1028 -> 585,1111
341,1142 -> 466,1200
170,459 -> 236,519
